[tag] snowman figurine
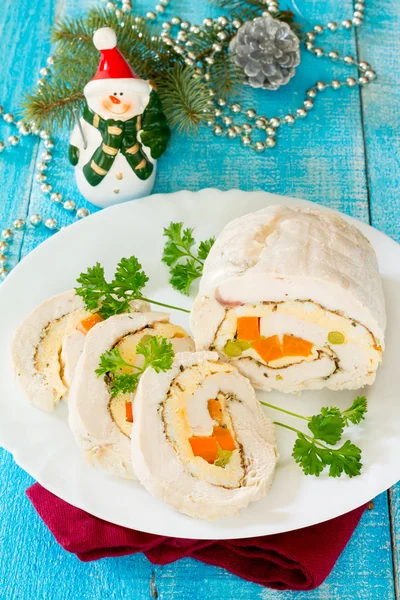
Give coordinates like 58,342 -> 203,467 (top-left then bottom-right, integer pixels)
68,27 -> 170,208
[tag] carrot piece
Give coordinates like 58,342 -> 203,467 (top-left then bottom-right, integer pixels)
282,335 -> 313,357
213,426 -> 237,451
252,335 -> 283,362
125,402 -> 134,423
237,316 -> 260,341
76,313 -> 103,334
208,399 -> 223,424
373,344 -> 382,353
189,436 -> 218,463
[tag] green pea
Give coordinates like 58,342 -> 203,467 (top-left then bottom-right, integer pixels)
328,331 -> 345,344
236,339 -> 252,351
224,340 -> 243,357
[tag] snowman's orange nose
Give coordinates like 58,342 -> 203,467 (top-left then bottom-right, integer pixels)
109,95 -> 121,104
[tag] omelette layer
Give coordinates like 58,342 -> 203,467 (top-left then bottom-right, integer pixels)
131,352 -> 278,520
68,312 -> 194,479
191,205 -> 386,393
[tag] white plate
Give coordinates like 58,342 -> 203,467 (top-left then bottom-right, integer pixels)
1,189 -> 399,540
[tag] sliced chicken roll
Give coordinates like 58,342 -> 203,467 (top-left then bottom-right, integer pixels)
131,351 -> 278,520
12,291 -> 148,412
191,206 -> 386,393
68,313 -> 194,479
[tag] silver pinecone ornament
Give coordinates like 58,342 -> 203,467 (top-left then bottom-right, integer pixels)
229,16 -> 301,90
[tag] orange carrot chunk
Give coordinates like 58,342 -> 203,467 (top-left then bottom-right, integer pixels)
125,401 -> 134,423
282,334 -> 313,357
77,313 -> 103,335
237,316 -> 260,341
213,426 -> 237,451
189,436 -> 219,463
208,399 -> 223,424
252,335 -> 283,362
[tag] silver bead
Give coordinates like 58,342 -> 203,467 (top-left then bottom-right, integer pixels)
214,108 -> 223,117
37,78 -> 46,87
241,136 -> 251,147
269,117 -> 280,128
359,61 -> 370,71
307,88 -> 317,98
41,183 -> 52,193
39,67 -> 50,77
230,103 -> 241,113
203,18 -> 213,27
217,16 -> 228,27
284,114 -> 295,125
0,267 -> 7,280
63,200 -> 76,211
265,127 -> 276,136
76,208 -> 90,219
354,11 -> 364,19
155,4 -> 165,12
187,51 -> 197,60
114,8 -> 122,17
358,76 -> 368,85
217,31 -> 228,41
0,142 -> 4,153
44,139 -> 54,149
344,55 -> 355,64
328,51 -> 339,60
233,125 -> 242,134
314,25 -> 324,33
304,99 -> 314,110
212,43 -> 223,53
232,19 -> 241,29
106,1 -> 115,8
342,20 -> 352,29
305,41 -> 314,51
255,118 -> 266,129
316,81 -> 326,91
171,16 -> 181,24
51,192 -> 62,203
146,11 -> 156,19
245,109 -> 256,119
41,151 -> 52,161
226,128 -> 237,139
365,69 -> 376,80
265,137 -> 276,147
0,254 -> 6,266
190,25 -> 200,34
352,17 -> 362,26
174,46 -> 185,55
296,108 -> 307,118
13,219 -> 26,230
213,125 -> 224,136
254,141 -> 265,152
205,56 -> 215,65
30,123 -> 40,135
222,116 -> 232,126
217,98 -> 227,106
314,48 -> 324,57
180,21 -> 190,29
242,123 -> 253,133
346,77 -> 357,87
177,31 -> 187,41
206,119 -> 215,127
355,2 -> 365,10
0,241 -> 7,251
2,229 -> 13,240
46,55 -> 55,65
44,218 -> 58,230
331,79 -> 341,89
37,161 -> 48,172
160,0 -> 169,5
185,58 -> 194,66
8,135 -> 19,145
327,21 -> 338,31
36,173 -> 47,183
3,113 -> 14,123
29,214 -> 42,227
306,32 -> 316,41
162,21 -> 171,30
19,126 -> 30,136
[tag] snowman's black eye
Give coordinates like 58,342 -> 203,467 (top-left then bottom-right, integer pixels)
120,93 -> 123,96
113,92 -> 117,96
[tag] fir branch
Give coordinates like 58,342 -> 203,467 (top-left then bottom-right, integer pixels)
156,65 -> 213,133
21,82 -> 85,132
208,56 -> 242,98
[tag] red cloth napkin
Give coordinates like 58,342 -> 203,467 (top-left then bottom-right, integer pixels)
27,483 -> 367,591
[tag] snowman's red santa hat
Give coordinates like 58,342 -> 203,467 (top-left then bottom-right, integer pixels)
84,28 -> 151,96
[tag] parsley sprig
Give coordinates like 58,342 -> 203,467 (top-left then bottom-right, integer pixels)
162,222 -> 215,295
96,336 -> 174,397
75,256 -> 190,319
260,397 -> 367,478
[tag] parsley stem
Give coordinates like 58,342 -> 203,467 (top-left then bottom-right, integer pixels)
273,421 -> 332,450
259,401 -> 310,422
140,297 -> 191,314
174,243 -> 204,267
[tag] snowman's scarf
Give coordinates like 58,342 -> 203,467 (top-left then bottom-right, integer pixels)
82,90 -> 170,187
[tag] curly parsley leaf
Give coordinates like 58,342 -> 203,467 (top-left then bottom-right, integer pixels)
110,373 -> 141,397
162,221 -> 215,295
95,348 -> 135,377
75,263 -> 109,311
136,336 -> 174,373
341,396 -> 368,426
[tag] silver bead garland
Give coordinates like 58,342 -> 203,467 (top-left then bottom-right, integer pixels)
0,0 -> 375,280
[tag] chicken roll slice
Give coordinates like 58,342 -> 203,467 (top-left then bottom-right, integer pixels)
131,351 -> 278,520
68,313 -> 194,479
191,205 -> 386,393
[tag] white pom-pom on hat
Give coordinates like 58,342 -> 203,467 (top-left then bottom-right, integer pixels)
93,27 -> 117,51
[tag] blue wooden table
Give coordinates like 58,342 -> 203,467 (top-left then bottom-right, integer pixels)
0,0 -> 399,598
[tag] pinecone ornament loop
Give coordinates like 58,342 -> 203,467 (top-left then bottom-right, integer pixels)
229,16 -> 301,90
